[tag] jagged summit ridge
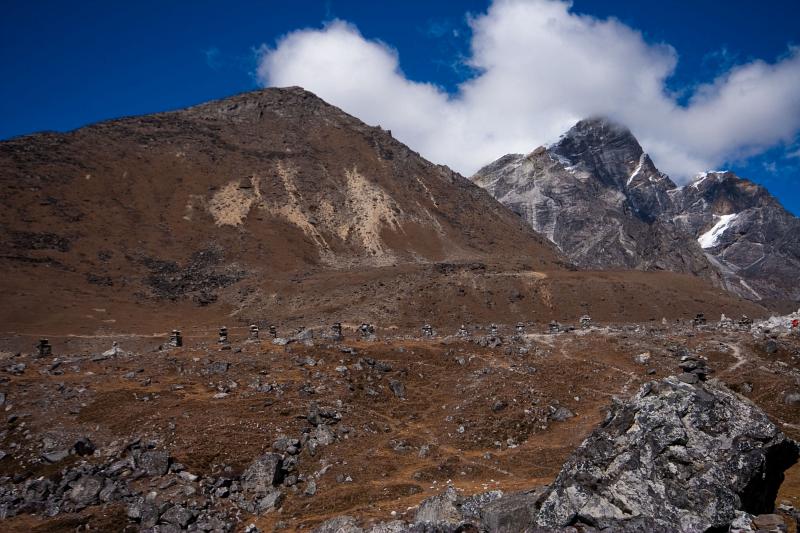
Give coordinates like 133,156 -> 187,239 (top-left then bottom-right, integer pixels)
472,118 -> 716,278
549,116 -> 646,187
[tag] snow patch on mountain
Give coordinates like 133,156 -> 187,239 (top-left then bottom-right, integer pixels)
549,151 -> 573,169
698,213 -> 738,249
692,171 -> 728,189
626,155 -> 646,186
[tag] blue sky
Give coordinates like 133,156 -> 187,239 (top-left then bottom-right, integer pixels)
2,0 -> 798,214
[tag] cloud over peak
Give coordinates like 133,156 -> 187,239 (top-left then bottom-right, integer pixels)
257,0 -> 800,181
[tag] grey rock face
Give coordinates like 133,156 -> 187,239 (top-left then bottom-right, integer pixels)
160,503 -> 193,527
42,449 -> 70,463
669,171 -> 800,306
240,453 -> 283,496
237,452 -> 285,515
315,488 -> 536,532
312,515 -> 363,533
479,489 -> 545,533
137,450 -> 170,477
473,117 -> 800,306
534,377 -> 799,532
68,476 -> 103,506
252,488 -> 284,514
548,405 -> 575,422
413,486 -> 462,525
472,119 -> 717,280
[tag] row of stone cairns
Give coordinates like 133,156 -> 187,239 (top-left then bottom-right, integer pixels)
210,319 -> 596,347
36,319 -> 589,357
438,317 -> 597,337
31,315 -> 622,358
434,319 -> 589,338
34,312 -> 753,357
174,321 -> 570,349
692,313 -> 754,330
425,323 -> 516,337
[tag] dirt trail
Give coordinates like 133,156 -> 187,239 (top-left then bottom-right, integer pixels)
720,342 -> 748,374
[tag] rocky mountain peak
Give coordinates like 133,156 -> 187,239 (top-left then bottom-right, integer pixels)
471,117 -> 713,275
473,117 -> 800,308
549,116 -> 645,188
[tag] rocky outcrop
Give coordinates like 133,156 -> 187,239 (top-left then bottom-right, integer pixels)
0,442 -> 240,530
473,117 -> 800,307
670,171 -> 800,307
534,377 -> 799,532
312,486 -> 542,533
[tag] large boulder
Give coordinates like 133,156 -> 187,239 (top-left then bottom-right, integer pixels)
413,486 -> 463,525
535,376 -> 799,532
137,450 -> 170,477
239,453 -> 284,515
68,475 -> 103,507
240,453 -> 282,496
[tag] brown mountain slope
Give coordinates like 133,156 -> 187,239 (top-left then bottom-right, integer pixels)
0,87 -> 764,334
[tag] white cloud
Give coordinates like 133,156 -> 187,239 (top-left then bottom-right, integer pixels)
256,0 -> 800,182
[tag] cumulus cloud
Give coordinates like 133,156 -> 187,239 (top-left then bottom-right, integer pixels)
256,0 -> 800,181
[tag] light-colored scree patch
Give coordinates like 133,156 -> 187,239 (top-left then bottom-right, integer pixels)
259,163 -> 408,266
268,162 -> 331,254
342,167 -> 402,258
204,162 -> 447,266
207,178 -> 259,227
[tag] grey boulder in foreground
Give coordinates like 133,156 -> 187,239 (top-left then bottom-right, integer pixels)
535,376 -> 799,532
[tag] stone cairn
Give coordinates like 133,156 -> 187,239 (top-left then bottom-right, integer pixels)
718,314 -> 734,330
331,322 -> 343,341
359,323 -> 375,339
457,324 -> 469,337
515,322 -> 525,336
737,315 -> 753,331
105,341 -> 121,357
422,324 -> 434,337
692,313 -> 707,327
269,325 -> 278,339
483,323 -> 502,348
218,327 -> 229,346
248,324 -> 259,340
549,320 -> 561,334
580,315 -> 592,329
295,326 -> 312,342
169,329 -> 182,348
677,355 -> 710,384
37,338 -> 52,357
